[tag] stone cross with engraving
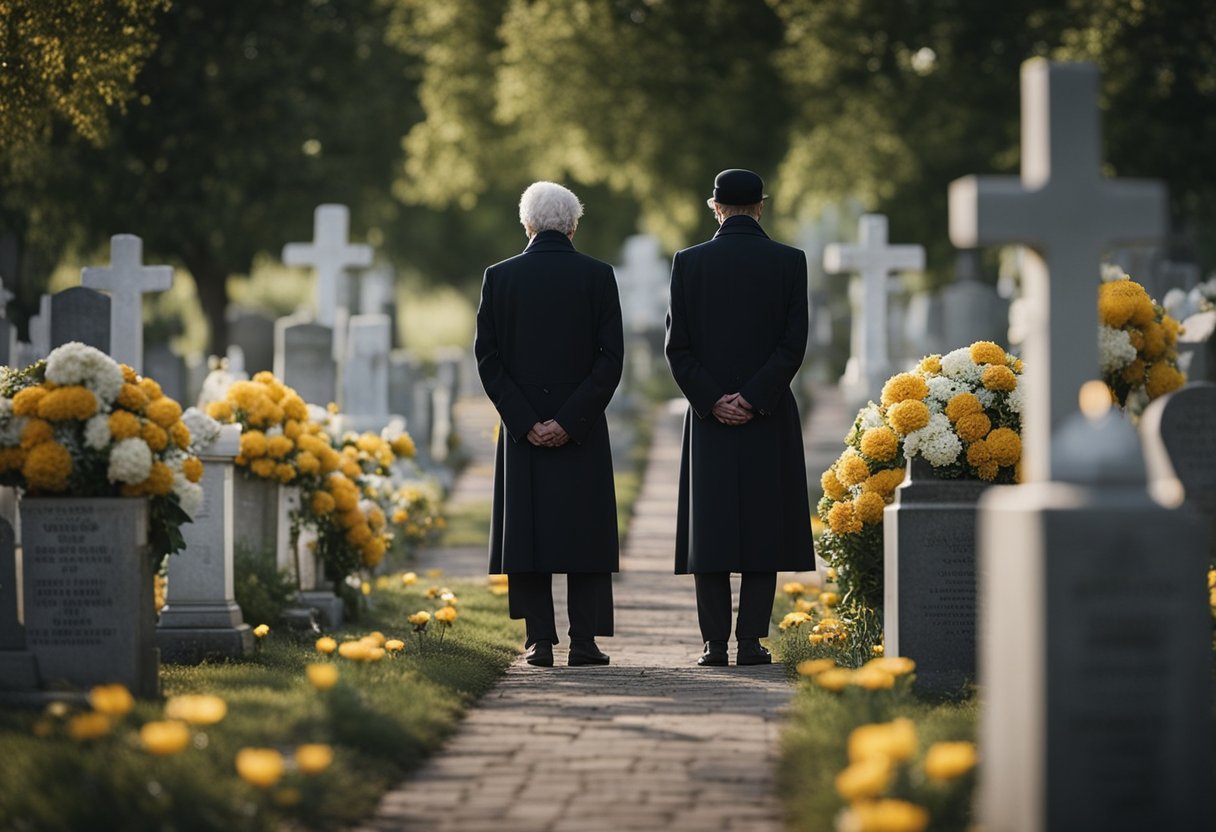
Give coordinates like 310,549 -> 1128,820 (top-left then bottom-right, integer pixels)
282,204 -> 373,328
823,214 -> 924,404
949,59 -> 1166,482
81,234 -> 173,373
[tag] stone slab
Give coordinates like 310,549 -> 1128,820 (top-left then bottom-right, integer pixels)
49,287 -> 110,353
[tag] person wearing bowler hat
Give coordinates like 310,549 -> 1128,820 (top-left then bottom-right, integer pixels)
476,181 -> 623,668
665,169 -> 816,667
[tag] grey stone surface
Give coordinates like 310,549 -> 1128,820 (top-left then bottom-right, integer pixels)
389,351 -> 420,427
1141,382 -> 1216,558
1177,310 -> 1215,383
232,475 -> 279,563
941,252 -> 1009,353
80,234 -> 173,372
0,515 -> 36,692
21,498 -> 158,698
341,314 -> 391,422
227,311 -> 276,375
0,318 -> 16,366
282,204 -> 373,328
275,318 -> 337,407
50,286 -> 110,354
884,458 -> 988,696
143,343 -> 186,403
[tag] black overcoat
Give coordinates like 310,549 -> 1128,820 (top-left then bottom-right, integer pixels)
665,215 -> 815,574
476,230 -> 623,574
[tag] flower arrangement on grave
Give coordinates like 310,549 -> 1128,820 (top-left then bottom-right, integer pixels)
0,342 -> 203,558
1098,265 -> 1186,417
816,343 -> 1024,626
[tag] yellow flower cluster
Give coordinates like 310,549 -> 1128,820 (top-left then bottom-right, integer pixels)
800,655 -> 916,690
880,373 -> 928,407
1099,276 -> 1186,408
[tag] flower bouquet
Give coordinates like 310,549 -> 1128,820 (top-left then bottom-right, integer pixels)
1098,265 -> 1186,417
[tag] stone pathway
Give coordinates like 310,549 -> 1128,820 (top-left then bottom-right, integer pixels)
358,399 -> 814,832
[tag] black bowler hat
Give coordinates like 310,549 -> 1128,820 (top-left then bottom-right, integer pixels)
709,169 -> 767,205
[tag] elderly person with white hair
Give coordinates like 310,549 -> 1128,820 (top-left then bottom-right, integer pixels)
475,181 -> 624,668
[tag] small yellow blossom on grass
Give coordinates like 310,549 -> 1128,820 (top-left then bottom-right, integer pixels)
67,712 -> 111,741
401,571 -> 418,586
844,799 -> 929,832
366,631 -> 387,647
441,591 -> 459,606
835,756 -> 891,801
924,741 -> 978,781
796,658 -> 836,678
434,606 -> 457,623
848,718 -> 918,763
385,639 -> 405,653
779,612 -> 812,630
871,644 -> 885,657
295,743 -> 334,775
820,592 -> 839,607
852,666 -> 896,690
45,701 -> 70,718
89,684 -> 134,716
253,624 -> 270,638
488,574 -> 509,586
865,656 -> 916,677
306,663 -> 339,689
794,598 -> 815,613
140,720 -> 191,756
361,581 -> 372,596
236,748 -> 285,788
337,641 -> 373,661
366,646 -> 386,662
408,611 -> 432,627
782,581 -> 806,597
315,636 -> 338,654
164,694 -> 227,725
815,669 -> 853,692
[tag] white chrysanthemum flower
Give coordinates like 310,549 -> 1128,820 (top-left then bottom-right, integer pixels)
926,375 -> 966,406
45,342 -> 124,403
1098,325 -> 1137,373
1100,263 -> 1129,283
0,414 -> 26,446
941,348 -> 981,383
977,389 -> 998,409
858,403 -> 883,431
173,474 -> 205,518
84,414 -> 111,450
181,407 -> 221,453
1006,383 -> 1025,414
903,413 -> 961,467
107,437 -> 153,484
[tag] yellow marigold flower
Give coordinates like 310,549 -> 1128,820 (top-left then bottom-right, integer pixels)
835,756 -> 892,802
919,354 -> 942,374
282,395 -> 308,421
1098,279 -> 1154,328
977,461 -> 999,481
847,799 -> 929,832
820,591 -> 840,607
860,426 -> 898,462
356,433 -> 381,453
796,658 -> 836,677
138,377 -> 163,401
266,435 -> 294,459
275,463 -> 296,483
955,412 -> 991,444
401,571 -> 418,586
434,606 -> 457,623
969,340 -> 1007,365
337,640 -> 371,661
206,400 -> 233,421
251,370 -> 276,386
282,419 -> 303,440
1141,320 -> 1167,360
340,459 -> 361,479
144,461 -> 174,496
827,502 -> 862,535
880,372 -> 929,406
1163,314 -> 1182,345
866,656 -> 916,676
315,636 -> 338,654
368,507 -> 386,529
253,624 -> 270,638
338,507 -> 364,530
836,453 -> 870,488
966,440 -> 991,468
170,421 -> 191,450
305,663 -> 339,690
331,486 -> 359,513
779,612 -> 812,630
164,694 -> 227,725
20,418 -> 54,449
871,644 -> 885,657
945,392 -> 982,422
145,397 -> 182,428
981,364 -> 1017,392
37,386 -> 97,421
89,683 -> 135,716
815,668 -> 852,692
361,537 -> 387,566
1121,358 -> 1146,385
12,385 -> 48,416
848,718 -> 918,763
119,364 -> 138,383
295,743 -> 333,775
239,430 -> 268,459
820,468 -> 848,501
250,458 -> 275,479
392,508 -> 408,524
139,720 -> 190,756
293,451 -> 319,475
0,447 -> 26,473
23,442 -> 72,492
985,427 -> 1021,467
887,399 -> 930,435
235,748 -> 284,788
782,581 -> 806,597
346,524 -> 373,546
391,433 -> 416,458
854,491 -> 886,525
924,741 -> 978,781
182,457 -> 204,483
142,421 -> 168,452
795,597 -> 815,613
310,491 -> 336,516
407,611 -> 431,627
852,666 -> 896,690
1013,357 -> 1024,372
863,467 -> 906,499
67,712 -> 111,741
1146,361 -> 1185,400
385,639 -> 405,653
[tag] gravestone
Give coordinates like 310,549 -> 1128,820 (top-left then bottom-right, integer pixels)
615,234 -> 669,389
143,343 -> 187,403
951,59 -> 1209,831
434,346 -> 463,448
50,287 -> 110,353
359,265 -> 399,348
157,425 -> 254,662
883,459 -> 988,696
411,380 -> 436,468
903,291 -> 945,359
21,498 -> 159,698
232,475 -> 280,564
282,204 -> 373,328
227,311 -> 276,375
28,294 -> 52,359
1176,310 -> 1215,383
941,251 -> 1009,353
824,214 -> 925,405
0,518 -> 39,689
389,351 -> 421,427
0,277 -> 16,365
1141,382 -> 1216,560
275,317 -> 337,407
80,234 -> 173,373
340,314 -> 391,430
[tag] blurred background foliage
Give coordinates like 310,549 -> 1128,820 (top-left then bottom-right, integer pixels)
1,0 -> 1213,354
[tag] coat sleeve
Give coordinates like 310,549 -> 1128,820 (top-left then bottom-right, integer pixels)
739,251 -> 809,415
665,252 -> 724,419
554,267 -> 624,445
474,268 -> 539,442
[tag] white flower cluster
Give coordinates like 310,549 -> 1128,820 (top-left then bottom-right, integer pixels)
45,342 -> 124,403
169,460 -> 204,517
857,403 -> 883,431
108,437 -> 153,484
0,397 -> 24,446
1163,276 -> 1216,320
940,348 -> 982,384
84,414 -> 111,450
182,407 -> 221,452
925,374 -> 966,405
1098,325 -> 1138,374
902,412 -> 962,467
1100,263 -> 1130,283
1006,382 -> 1025,414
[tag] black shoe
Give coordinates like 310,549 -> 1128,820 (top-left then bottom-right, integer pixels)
697,641 -> 729,667
736,639 -> 772,666
568,639 -> 610,666
525,641 -> 554,667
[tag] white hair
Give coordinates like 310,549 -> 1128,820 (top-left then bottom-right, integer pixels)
519,181 -> 583,235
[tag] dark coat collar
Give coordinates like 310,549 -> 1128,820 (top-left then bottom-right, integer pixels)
712,214 -> 769,240
524,229 -> 576,253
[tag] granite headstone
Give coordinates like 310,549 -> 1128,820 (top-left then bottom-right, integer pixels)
50,287 -> 110,354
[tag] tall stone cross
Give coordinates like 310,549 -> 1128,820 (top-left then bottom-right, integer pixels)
616,234 -> 669,334
282,204 -> 373,327
81,234 -> 173,372
949,59 -> 1167,482
823,214 -> 924,403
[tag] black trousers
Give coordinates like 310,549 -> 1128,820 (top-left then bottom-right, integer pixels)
694,572 -> 777,642
507,572 -> 614,647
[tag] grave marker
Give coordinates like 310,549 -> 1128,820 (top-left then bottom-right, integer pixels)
275,317 -> 337,408
81,234 -> 173,373
282,205 -> 372,328
341,314 -> 391,429
50,287 -> 110,353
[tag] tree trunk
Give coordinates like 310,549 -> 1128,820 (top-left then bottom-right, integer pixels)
182,250 -> 230,357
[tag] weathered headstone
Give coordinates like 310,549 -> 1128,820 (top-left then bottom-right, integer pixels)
952,59 -> 1209,831
903,290 -> 945,359
0,518 -> 39,689
434,345 -> 463,444
157,425 -> 254,662
28,293 -> 52,359
1141,382 -> 1216,559
275,317 -> 337,407
941,250 -> 1009,353
50,287 -> 111,354
81,234 -> 173,373
143,343 -> 187,403
340,314 -> 391,430
233,475 -> 280,564
1176,310 -> 1215,383
411,380 -> 435,468
824,214 -> 925,405
389,350 -> 421,427
282,204 -> 373,328
227,311 -> 276,375
0,277 -> 16,366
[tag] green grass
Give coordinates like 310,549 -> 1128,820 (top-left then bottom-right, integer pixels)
0,575 -> 523,832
